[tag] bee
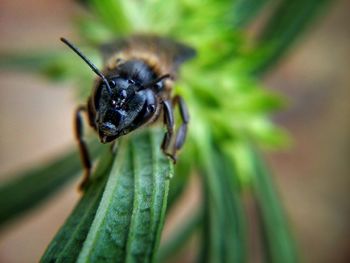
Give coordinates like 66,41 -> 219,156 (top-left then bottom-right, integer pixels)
60,35 -> 196,189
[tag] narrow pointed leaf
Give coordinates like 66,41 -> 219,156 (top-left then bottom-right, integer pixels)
77,128 -> 172,262
200,141 -> 246,263
0,141 -> 101,226
41,147 -> 114,262
157,208 -> 202,262
231,0 -> 272,28
0,49 -> 99,82
248,0 -> 332,74
0,52 -> 61,71
251,148 -> 298,263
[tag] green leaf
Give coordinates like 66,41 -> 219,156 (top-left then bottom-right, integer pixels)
199,140 -> 246,263
87,0 -> 132,35
231,0 -> 273,28
0,50 -> 96,82
247,0 -> 332,74
73,128 -> 172,262
250,147 -> 298,263
0,141 -> 101,227
157,208 -> 202,262
76,18 -> 116,44
41,146 -> 114,262
0,51 -> 61,73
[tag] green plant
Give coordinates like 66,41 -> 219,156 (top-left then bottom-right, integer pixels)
0,0 -> 332,262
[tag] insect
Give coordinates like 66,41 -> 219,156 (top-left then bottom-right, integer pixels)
60,35 -> 196,189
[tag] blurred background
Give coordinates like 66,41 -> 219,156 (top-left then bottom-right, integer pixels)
0,0 -> 349,262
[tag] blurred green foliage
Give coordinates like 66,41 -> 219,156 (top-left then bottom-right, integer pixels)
0,0 -> 332,262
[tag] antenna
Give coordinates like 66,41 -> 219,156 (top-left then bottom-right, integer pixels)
60,37 -> 112,95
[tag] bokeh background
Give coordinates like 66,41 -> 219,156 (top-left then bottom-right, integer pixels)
0,0 -> 349,262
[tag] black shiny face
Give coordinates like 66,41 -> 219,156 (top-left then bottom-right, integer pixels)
94,76 -> 158,143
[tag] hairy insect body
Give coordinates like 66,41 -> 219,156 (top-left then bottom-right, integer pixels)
61,35 -> 195,189
103,35 -> 188,79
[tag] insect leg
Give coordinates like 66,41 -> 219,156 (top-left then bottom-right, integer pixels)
75,105 -> 92,190
172,95 -> 189,160
161,100 -> 176,162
